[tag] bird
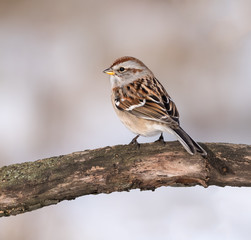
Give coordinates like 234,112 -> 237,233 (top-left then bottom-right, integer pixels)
103,56 -> 206,156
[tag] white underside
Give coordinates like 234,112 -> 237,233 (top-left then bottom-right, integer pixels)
114,105 -> 196,155
121,116 -> 174,137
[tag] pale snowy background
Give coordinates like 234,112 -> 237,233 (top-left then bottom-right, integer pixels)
0,0 -> 251,239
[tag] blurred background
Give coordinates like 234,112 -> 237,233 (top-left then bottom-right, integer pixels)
0,0 -> 251,239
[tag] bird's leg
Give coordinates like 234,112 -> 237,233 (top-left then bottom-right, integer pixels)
129,135 -> 140,147
155,133 -> 165,144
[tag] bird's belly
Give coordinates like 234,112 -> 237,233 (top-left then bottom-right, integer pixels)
115,108 -> 162,137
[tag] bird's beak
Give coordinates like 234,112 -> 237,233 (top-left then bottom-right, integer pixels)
103,68 -> 115,75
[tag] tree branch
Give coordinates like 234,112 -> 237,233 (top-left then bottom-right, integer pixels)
0,141 -> 250,217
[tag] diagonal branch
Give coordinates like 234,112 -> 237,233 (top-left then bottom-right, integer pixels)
0,141 -> 250,217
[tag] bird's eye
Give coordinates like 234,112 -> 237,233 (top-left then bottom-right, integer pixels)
119,67 -> 125,72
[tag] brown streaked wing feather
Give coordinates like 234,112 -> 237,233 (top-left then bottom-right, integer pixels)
131,77 -> 180,124
113,78 -> 180,125
131,98 -> 168,120
116,97 -> 143,111
154,77 -> 179,123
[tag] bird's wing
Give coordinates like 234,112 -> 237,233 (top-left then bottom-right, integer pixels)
113,78 -> 180,124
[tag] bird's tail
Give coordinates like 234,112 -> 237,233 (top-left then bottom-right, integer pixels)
170,127 -> 207,157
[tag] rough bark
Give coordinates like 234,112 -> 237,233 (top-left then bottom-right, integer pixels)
0,141 -> 250,217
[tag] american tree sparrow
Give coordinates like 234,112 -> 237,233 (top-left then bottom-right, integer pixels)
103,56 -> 206,156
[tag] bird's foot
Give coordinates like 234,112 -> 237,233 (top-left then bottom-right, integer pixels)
154,133 -> 165,145
129,135 -> 140,148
